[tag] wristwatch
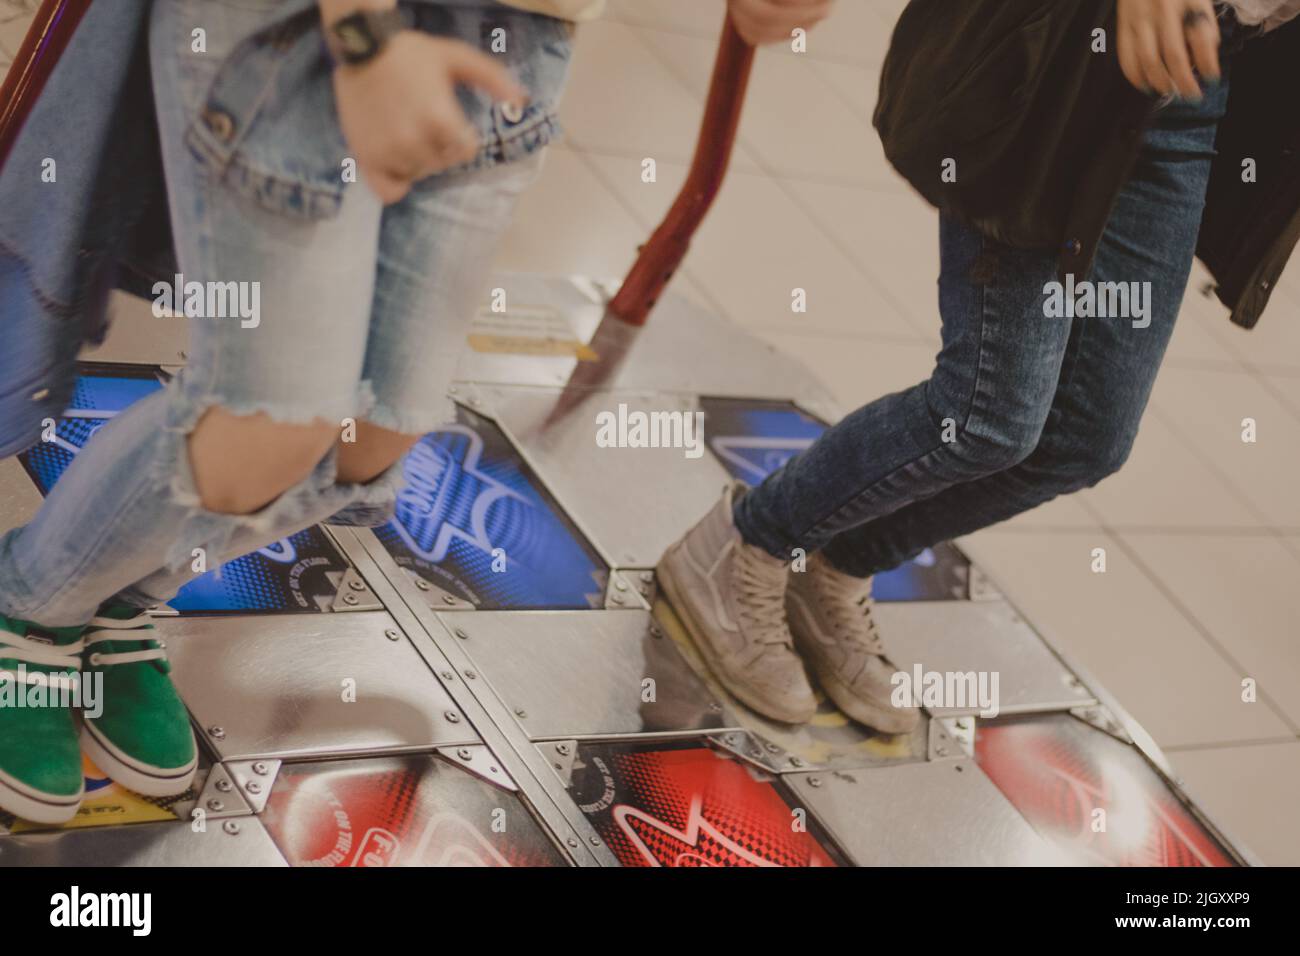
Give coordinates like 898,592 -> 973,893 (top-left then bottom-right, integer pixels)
325,9 -> 407,67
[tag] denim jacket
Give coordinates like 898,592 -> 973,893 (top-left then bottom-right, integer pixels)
0,0 -> 572,458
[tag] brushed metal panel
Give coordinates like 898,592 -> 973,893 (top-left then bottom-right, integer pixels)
873,599 -> 1098,717
164,612 -> 478,761
0,817 -> 286,866
443,610 -> 732,740
453,274 -> 840,415
484,386 -> 731,567
786,761 -> 1061,866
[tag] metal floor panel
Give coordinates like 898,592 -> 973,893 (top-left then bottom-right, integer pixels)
785,761 -> 1060,866
258,752 -> 569,866
481,385 -> 731,568
874,599 -> 1099,717
455,275 -> 840,417
0,817 -> 287,866
164,612 -> 478,761
440,609 -> 733,740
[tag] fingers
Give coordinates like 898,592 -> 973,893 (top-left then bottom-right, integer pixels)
1118,0 -> 1222,98
1157,5 -> 1202,99
1184,6 -> 1222,82
1134,21 -> 1176,95
443,41 -> 528,107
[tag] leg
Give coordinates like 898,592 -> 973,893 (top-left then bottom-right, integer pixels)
820,79 -> 1232,577
734,212 -> 1070,562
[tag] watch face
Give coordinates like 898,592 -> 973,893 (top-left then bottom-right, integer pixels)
336,21 -> 376,59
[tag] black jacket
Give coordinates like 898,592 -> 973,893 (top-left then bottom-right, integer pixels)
873,0 -> 1300,329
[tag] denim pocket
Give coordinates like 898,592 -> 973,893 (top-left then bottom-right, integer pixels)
182,10 -> 351,221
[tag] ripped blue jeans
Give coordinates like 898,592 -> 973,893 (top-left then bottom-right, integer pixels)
0,0 -> 567,626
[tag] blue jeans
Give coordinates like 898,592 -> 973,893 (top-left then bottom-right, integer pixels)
0,0 -> 569,627
735,76 -> 1234,577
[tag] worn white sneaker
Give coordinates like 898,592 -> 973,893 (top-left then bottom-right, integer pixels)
656,483 -> 816,724
785,552 -> 920,734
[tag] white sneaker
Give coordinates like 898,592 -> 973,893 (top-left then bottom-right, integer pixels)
785,552 -> 920,734
656,483 -> 816,724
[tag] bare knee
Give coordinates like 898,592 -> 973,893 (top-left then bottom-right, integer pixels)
188,408 -> 339,515
336,421 -> 421,484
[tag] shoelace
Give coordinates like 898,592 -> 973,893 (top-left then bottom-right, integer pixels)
0,632 -> 84,676
83,613 -> 168,667
731,542 -> 794,647
817,568 -> 885,656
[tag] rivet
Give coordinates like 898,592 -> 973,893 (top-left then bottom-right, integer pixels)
444,711 -> 461,723
808,776 -> 822,788
208,726 -> 226,739
442,595 -> 456,605
252,761 -> 269,776
348,578 -> 366,591
454,628 -> 469,640
456,747 -> 473,761
207,798 -> 225,811
215,778 -> 233,793
464,669 -> 477,680
416,579 -> 431,591
555,743 -> 571,756
202,107 -> 236,142
566,837 -> 579,848
515,708 -> 527,718
29,387 -> 50,402
245,781 -> 262,795
385,629 -> 401,642
223,820 -> 241,835
343,592 -> 359,605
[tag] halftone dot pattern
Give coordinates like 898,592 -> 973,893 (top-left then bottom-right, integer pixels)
574,743 -> 840,867
976,714 -> 1235,867
378,407 -> 605,609
261,754 -> 567,866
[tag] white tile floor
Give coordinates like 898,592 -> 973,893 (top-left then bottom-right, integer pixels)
495,0 -> 1300,864
5,0 -> 1297,864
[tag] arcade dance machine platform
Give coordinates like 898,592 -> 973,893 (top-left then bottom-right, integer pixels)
0,6 -> 1256,867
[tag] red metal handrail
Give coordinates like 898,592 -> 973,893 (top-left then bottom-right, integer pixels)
0,0 -> 92,171
607,14 -> 754,326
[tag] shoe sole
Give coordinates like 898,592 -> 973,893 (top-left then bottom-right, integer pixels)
786,590 -> 920,735
657,550 -> 815,725
0,765 -> 82,825
80,721 -> 198,798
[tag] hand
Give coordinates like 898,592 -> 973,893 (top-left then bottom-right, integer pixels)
1117,0 -> 1222,98
727,0 -> 835,47
333,31 -> 527,204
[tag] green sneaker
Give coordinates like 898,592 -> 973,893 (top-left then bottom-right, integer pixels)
0,614 -> 86,824
79,605 -> 197,797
